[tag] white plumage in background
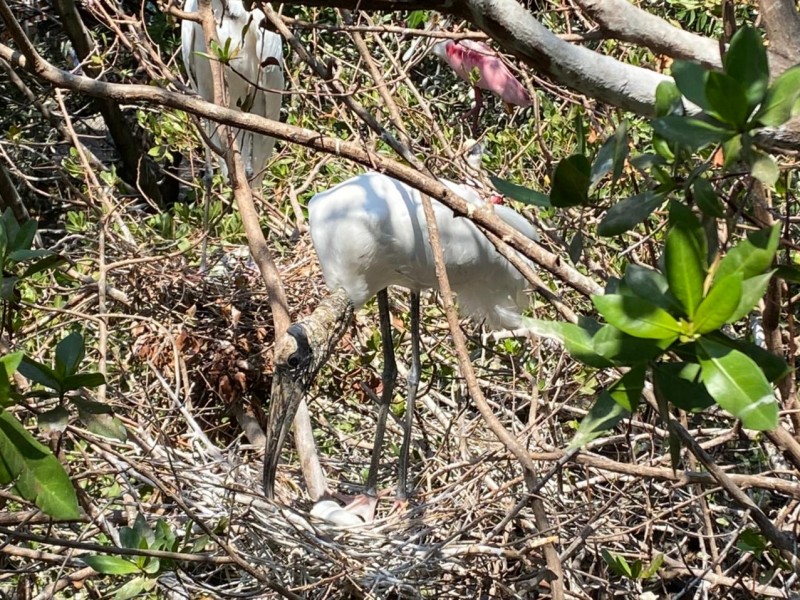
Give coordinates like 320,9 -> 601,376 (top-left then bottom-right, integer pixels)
263,172 -> 539,514
181,0 -> 283,184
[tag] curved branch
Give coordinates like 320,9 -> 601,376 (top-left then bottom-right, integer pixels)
572,0 -> 721,69
759,0 -> 800,67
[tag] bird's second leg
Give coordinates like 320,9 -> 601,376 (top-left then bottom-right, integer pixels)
366,288 -> 397,496
396,290 -> 420,502
462,86 -> 484,137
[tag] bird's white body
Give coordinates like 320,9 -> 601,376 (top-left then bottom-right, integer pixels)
308,172 -> 538,329
181,0 -> 283,182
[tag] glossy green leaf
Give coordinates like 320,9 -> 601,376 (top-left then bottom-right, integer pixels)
569,389 -> 629,449
592,294 -> 681,340
73,398 -> 127,441
704,332 -> 791,383
114,575 -> 157,600
697,338 -> 778,430
723,26 -> 769,109
1,352 -> 23,379
0,409 -> 80,518
568,232 -> 583,264
608,365 -> 646,412
774,265 -> 800,283
63,372 -> 106,392
641,554 -> 665,579
716,224 -> 779,281
550,154 -> 591,207
665,222 -> 706,318
489,176 -> 551,207
521,318 -> 612,368
653,362 -> 715,412
22,254 -> 65,278
602,549 -> 634,578
671,60 -> 710,110
755,65 -> 800,127
693,272 -> 742,333
55,332 -> 85,379
18,357 -> 62,393
655,81 -> 683,117
705,71 -> 749,128
597,191 -> 665,237
727,271 -> 774,324
722,134 -> 743,168
592,325 -> 671,365
590,121 -> 628,187
623,264 -> 678,311
7,249 -> 51,263
38,406 -> 70,433
651,116 -> 734,149
692,178 -> 724,218
81,555 -> 140,575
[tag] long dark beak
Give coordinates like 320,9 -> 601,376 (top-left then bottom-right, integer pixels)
263,289 -> 355,498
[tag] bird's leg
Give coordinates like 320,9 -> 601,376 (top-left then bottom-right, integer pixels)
396,290 -> 420,502
462,86 -> 484,138
366,288 -> 396,496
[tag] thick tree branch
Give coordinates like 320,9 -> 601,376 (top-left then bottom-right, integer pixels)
759,0 -> 800,66
572,0 -> 721,69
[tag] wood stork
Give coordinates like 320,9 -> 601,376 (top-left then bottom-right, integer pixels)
180,0 -> 283,185
263,172 -> 539,513
432,39 -> 531,134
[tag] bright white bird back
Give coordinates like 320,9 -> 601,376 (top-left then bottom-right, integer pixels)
181,0 -> 283,183
308,172 -> 539,330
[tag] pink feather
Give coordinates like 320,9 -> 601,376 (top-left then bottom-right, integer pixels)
434,40 -> 531,107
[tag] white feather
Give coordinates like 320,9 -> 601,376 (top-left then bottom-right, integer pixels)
181,0 -> 283,182
308,172 -> 538,329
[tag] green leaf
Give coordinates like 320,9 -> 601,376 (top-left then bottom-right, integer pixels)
651,116 -> 734,149
1,351 -> 23,379
602,549 -> 633,578
692,178 -> 725,218
716,224 -> 780,281
81,555 -> 141,575
550,154 -> 591,207
608,365 -> 646,412
653,362 -> 715,412
671,60 -> 710,110
641,554 -> 664,579
55,332 -> 85,379
723,27 -> 769,109
570,389 -> 629,449
520,318 -> 612,368
597,191 -> 665,237
0,409 -> 80,518
693,272 -> 742,333
7,249 -> 51,263
665,221 -> 706,318
774,264 -> 800,283
0,275 -> 18,301
655,81 -> 683,117
22,254 -> 66,278
590,121 -> 628,187
489,176 -> 551,207
727,271 -> 774,324
62,372 -> 106,392
73,398 -> 127,441
751,152 -> 779,186
568,232 -> 583,264
38,406 -> 70,433
722,134 -> 743,168
755,65 -> 800,127
705,71 -> 749,128
114,575 -> 156,600
18,357 -> 62,393
622,264 -> 677,310
593,294 -> 681,340
593,325 -> 671,365
705,332 -> 791,383
697,338 -> 778,430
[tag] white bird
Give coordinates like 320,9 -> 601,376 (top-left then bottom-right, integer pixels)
181,0 -> 283,184
263,172 -> 539,511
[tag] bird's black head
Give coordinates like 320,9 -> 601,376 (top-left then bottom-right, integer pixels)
279,322 -> 312,373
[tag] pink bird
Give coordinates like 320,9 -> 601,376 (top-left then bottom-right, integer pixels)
432,39 -> 531,133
